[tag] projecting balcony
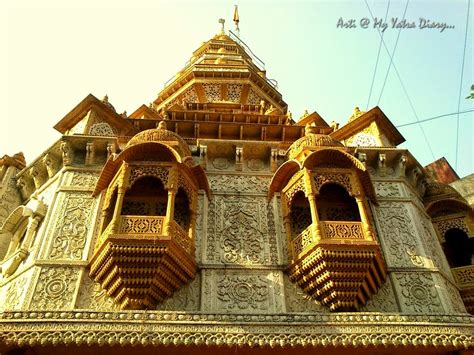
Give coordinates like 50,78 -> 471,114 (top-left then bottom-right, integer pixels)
287,220 -> 386,311
291,221 -> 364,259
452,265 -> 474,314
89,215 -> 196,310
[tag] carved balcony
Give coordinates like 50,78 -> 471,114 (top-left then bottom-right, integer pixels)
89,215 -> 196,310
287,221 -> 387,311
452,265 -> 474,314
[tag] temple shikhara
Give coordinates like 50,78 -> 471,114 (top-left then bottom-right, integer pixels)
0,19 -> 473,354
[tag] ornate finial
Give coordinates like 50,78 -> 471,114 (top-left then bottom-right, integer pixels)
330,120 -> 340,132
305,123 -> 318,136
157,120 -> 167,130
218,18 -> 226,34
121,110 -> 127,117
348,106 -> 365,122
233,5 -> 240,36
304,109 -> 309,117
102,95 -> 109,103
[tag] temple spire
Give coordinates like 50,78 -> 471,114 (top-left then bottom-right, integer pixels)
218,18 -> 225,34
233,5 -> 240,37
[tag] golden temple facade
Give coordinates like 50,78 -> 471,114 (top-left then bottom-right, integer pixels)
0,24 -> 473,354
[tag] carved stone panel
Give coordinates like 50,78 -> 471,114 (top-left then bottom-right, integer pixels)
47,192 -> 97,260
75,275 -> 118,311
374,202 -> 426,268
283,274 -> 327,313
1,271 -> 30,311
361,278 -> 399,312
62,171 -> 99,189
207,174 -> 269,194
157,274 -> 201,311
374,182 -> 404,199
201,269 -> 284,313
392,272 -> 444,314
30,266 -> 80,310
205,195 -> 278,265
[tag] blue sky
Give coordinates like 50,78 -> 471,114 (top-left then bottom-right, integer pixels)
1,0 -> 472,177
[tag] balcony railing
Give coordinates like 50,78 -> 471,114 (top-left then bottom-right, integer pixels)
452,265 -> 474,287
291,221 -> 365,258
119,215 -> 165,235
292,225 -> 314,257
320,221 -> 364,240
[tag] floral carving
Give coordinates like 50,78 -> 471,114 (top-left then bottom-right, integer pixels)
374,182 -> 402,198
361,279 -> 398,312
212,158 -> 230,170
313,173 -> 352,195
70,172 -> 99,188
208,174 -> 268,194
30,267 -> 79,310
375,202 -> 425,268
206,195 -> 278,265
283,274 -> 326,312
76,276 -> 118,311
4,275 -> 27,310
128,166 -> 169,188
394,272 -> 443,314
247,159 -> 264,171
157,274 -> 200,311
434,217 -> 470,241
48,193 -> 95,260
89,122 -> 115,136
216,275 -> 269,311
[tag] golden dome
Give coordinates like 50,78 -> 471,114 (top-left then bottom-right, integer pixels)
288,133 -> 343,160
126,121 -> 191,158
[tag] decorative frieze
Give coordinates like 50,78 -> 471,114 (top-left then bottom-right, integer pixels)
361,279 -> 399,313
207,174 -> 269,194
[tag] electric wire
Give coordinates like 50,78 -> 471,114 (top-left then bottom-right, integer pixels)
377,0 -> 410,105
364,0 -> 435,160
455,0 -> 471,170
366,0 -> 391,110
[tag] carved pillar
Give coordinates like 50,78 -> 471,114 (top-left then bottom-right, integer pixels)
29,165 -> 46,189
283,214 -> 294,260
378,153 -> 386,177
85,142 -> 96,166
106,143 -> 116,160
307,193 -> 322,241
271,148 -> 278,172
165,189 -> 177,235
235,146 -> 243,171
60,141 -> 74,166
199,145 -> 207,169
111,187 -> 126,233
355,195 -> 374,240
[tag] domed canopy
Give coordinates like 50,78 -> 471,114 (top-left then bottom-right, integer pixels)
126,121 -> 191,158
287,132 -> 343,161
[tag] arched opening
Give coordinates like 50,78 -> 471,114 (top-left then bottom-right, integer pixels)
317,183 -> 361,221
290,190 -> 312,238
122,176 -> 168,216
443,228 -> 473,267
174,187 -> 191,231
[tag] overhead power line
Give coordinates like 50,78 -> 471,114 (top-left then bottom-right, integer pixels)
455,0 -> 471,170
364,0 -> 435,160
396,109 -> 474,128
366,0 -> 391,111
377,0 -> 410,105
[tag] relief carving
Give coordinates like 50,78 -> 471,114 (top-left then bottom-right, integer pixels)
30,267 -> 79,310
4,274 -> 27,310
76,275 -> 118,311
374,182 -> 402,198
216,275 -> 269,311
205,195 -> 278,265
394,272 -> 444,314
283,274 -> 326,312
70,172 -> 99,188
374,202 -> 425,268
208,174 -> 268,194
48,193 -> 96,260
157,274 -> 200,311
361,279 -> 398,312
